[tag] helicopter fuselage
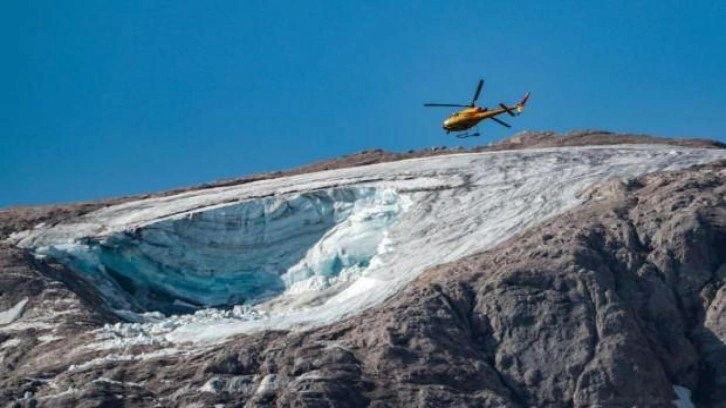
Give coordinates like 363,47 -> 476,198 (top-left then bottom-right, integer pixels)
443,106 -> 516,131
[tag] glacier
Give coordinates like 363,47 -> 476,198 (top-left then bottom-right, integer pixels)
9,144 -> 726,345
31,187 -> 403,315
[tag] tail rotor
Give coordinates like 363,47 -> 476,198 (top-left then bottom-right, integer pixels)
516,92 -> 531,114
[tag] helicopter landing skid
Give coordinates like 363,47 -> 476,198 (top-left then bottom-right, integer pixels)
455,126 -> 481,139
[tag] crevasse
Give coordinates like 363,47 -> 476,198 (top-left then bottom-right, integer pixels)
36,187 -> 403,316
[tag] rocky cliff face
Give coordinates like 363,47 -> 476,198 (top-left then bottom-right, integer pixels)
1,132 -> 725,407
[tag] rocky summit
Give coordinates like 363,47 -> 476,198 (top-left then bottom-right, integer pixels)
1,131 -> 726,407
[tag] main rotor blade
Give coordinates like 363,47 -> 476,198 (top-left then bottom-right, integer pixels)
424,103 -> 470,107
470,79 -> 484,106
490,116 -> 511,128
499,103 -> 516,117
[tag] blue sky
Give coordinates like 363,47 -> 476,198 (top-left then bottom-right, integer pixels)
2,1 -> 725,206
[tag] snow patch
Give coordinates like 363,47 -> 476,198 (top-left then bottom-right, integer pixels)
38,335 -> 64,344
0,337 -> 22,349
672,385 -> 695,408
67,348 -> 182,372
0,321 -> 55,332
0,298 -> 29,325
200,376 -> 257,394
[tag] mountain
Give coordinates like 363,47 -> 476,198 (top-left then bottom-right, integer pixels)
1,131 -> 725,407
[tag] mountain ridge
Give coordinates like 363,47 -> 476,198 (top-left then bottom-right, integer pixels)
2,130 -> 723,243
1,131 -> 726,406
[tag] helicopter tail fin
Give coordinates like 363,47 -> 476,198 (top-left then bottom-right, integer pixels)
516,92 -> 531,113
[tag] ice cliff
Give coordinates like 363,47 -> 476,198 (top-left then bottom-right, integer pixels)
26,187 -> 403,315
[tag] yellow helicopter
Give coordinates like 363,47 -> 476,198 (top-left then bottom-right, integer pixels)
424,79 -> 530,138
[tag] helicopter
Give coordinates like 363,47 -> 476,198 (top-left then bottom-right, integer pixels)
424,79 -> 530,138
